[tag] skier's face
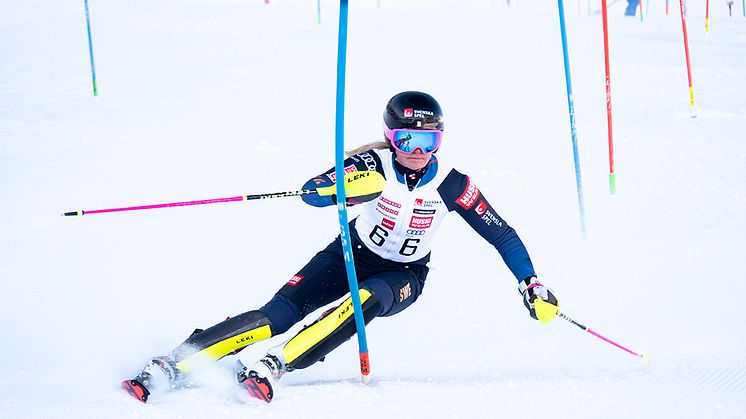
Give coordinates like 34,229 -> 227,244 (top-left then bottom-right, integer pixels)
395,148 -> 433,170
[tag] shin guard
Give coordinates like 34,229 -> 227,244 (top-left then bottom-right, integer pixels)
173,310 -> 274,372
282,289 -> 380,371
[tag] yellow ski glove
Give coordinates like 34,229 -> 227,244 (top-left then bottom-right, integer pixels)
519,278 -> 559,325
316,170 -> 385,205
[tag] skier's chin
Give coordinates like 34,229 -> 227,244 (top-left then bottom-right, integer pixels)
397,155 -> 431,170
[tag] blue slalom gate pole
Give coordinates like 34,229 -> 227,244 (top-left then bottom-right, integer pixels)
556,0 -> 587,239
333,0 -> 371,383
83,0 -> 98,96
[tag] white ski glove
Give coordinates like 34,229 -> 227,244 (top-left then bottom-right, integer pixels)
519,277 -> 559,324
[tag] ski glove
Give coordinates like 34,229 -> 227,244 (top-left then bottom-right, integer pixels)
316,170 -> 386,206
519,277 -> 559,324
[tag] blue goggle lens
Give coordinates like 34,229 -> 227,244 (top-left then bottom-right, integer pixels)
392,130 -> 440,153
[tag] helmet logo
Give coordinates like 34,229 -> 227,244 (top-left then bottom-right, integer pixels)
403,108 -> 413,117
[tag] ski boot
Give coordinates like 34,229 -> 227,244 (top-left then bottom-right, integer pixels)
235,353 -> 286,403
121,356 -> 182,403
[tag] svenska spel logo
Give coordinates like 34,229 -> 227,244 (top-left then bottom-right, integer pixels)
403,108 -> 413,117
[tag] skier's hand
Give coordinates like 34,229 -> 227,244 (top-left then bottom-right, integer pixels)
519,277 -> 559,324
317,170 -> 385,205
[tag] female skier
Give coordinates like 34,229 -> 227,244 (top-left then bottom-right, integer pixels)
122,91 -> 560,403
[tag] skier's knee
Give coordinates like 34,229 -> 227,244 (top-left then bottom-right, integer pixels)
361,270 -> 425,317
259,293 -> 302,334
361,278 -> 394,316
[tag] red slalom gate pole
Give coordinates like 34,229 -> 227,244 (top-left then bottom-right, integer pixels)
601,0 -> 616,195
638,0 -> 644,21
706,0 -> 710,33
678,0 -> 697,117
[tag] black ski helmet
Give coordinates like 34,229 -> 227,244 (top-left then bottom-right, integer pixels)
383,91 -> 444,134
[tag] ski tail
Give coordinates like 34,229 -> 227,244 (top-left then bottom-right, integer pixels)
234,359 -> 274,403
121,378 -> 150,403
242,374 -> 273,403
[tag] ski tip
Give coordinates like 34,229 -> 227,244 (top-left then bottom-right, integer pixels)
242,374 -> 273,403
121,379 -> 150,403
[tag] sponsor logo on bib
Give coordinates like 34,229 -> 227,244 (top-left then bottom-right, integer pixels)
379,196 -> 401,208
409,216 -> 433,229
377,202 -> 399,216
413,208 -> 436,215
381,218 -> 396,230
415,198 -> 442,208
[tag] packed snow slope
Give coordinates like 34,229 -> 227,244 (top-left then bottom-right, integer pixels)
1,1 -> 745,418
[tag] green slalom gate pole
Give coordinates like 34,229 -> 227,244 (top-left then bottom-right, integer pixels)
83,0 -> 98,96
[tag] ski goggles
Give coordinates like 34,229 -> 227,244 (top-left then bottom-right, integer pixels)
384,126 -> 443,154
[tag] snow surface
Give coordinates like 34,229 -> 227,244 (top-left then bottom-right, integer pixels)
2,0 -> 745,417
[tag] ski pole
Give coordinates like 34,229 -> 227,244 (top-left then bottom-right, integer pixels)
558,311 -> 647,360
62,189 -> 317,217
63,171 -> 384,217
